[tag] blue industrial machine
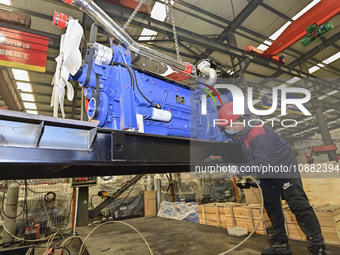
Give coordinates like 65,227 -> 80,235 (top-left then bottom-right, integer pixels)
72,43 -> 229,142
51,0 -> 233,143
0,0 -> 245,180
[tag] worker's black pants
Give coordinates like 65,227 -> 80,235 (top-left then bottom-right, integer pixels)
260,178 -> 325,250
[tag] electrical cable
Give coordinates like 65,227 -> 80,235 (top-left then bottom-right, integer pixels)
217,175 -> 264,255
111,61 -> 135,90
58,233 -> 76,248
90,194 -> 98,211
78,220 -> 153,255
59,246 -> 71,255
27,187 -> 49,193
0,220 -> 60,242
45,231 -> 59,251
0,184 -> 69,244
132,68 -> 158,108
44,192 -> 56,203
60,235 -> 82,247
50,232 -> 71,248
43,195 -> 53,229
111,182 -> 137,215
1,181 -> 28,219
110,61 -> 157,107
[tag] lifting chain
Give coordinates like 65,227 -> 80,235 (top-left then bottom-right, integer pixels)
123,0 -> 182,61
123,0 -> 146,31
165,0 -> 182,61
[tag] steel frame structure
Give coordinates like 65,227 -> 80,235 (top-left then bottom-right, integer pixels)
0,0 -> 339,143
0,109 -> 246,179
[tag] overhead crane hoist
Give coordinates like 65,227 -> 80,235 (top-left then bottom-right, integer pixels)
246,0 -> 340,63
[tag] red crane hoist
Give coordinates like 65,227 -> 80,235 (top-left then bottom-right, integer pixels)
246,0 -> 340,63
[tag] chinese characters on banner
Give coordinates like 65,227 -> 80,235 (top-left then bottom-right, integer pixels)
0,27 -> 49,72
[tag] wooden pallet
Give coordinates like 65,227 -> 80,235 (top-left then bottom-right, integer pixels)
283,204 -> 340,246
300,161 -> 340,206
198,203 -> 271,235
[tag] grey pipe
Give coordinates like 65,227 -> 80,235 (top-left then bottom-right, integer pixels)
2,183 -> 19,245
154,178 -> 162,213
61,0 -> 196,75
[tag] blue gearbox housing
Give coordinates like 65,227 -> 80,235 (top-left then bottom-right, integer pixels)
72,44 -> 230,142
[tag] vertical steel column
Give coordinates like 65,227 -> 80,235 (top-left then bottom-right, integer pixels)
300,62 -> 337,161
76,187 -> 89,227
2,183 -> 19,245
226,33 -> 246,79
154,178 -> 162,213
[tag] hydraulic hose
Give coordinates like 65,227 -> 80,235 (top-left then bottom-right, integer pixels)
217,175 -> 264,255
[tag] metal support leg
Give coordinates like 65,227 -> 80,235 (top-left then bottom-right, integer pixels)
76,187 -> 89,227
300,62 -> 337,161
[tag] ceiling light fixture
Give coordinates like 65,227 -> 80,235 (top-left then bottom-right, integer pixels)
12,69 -> 30,81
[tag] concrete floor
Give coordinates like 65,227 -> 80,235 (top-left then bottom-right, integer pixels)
76,217 -> 340,255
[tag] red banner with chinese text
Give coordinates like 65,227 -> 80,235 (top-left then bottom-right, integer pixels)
0,27 -> 49,72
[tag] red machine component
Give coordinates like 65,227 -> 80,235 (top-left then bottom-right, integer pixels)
245,46 -> 286,63
52,10 -> 70,29
72,177 -> 97,187
24,223 -> 40,240
61,0 -> 76,5
105,0 -> 151,14
311,144 -> 337,153
44,248 -> 64,255
304,144 -> 339,164
61,0 -> 151,14
246,0 -> 340,63
245,45 -> 264,55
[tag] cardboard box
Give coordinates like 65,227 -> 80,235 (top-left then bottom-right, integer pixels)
244,188 -> 262,204
144,190 -> 157,216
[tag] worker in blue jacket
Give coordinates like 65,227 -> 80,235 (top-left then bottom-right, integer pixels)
218,102 -> 325,255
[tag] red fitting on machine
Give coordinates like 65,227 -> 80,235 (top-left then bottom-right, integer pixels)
52,10 -> 70,29
61,0 -> 77,6
184,63 -> 193,74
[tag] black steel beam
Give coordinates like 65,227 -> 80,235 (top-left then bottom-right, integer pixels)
174,0 -> 340,76
0,110 -> 246,179
199,0 -> 263,58
260,2 -> 293,22
221,0 -> 263,36
93,2 -> 311,79
171,0 -> 340,76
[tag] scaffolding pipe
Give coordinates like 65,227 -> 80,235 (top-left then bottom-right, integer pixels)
60,0 -> 196,76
